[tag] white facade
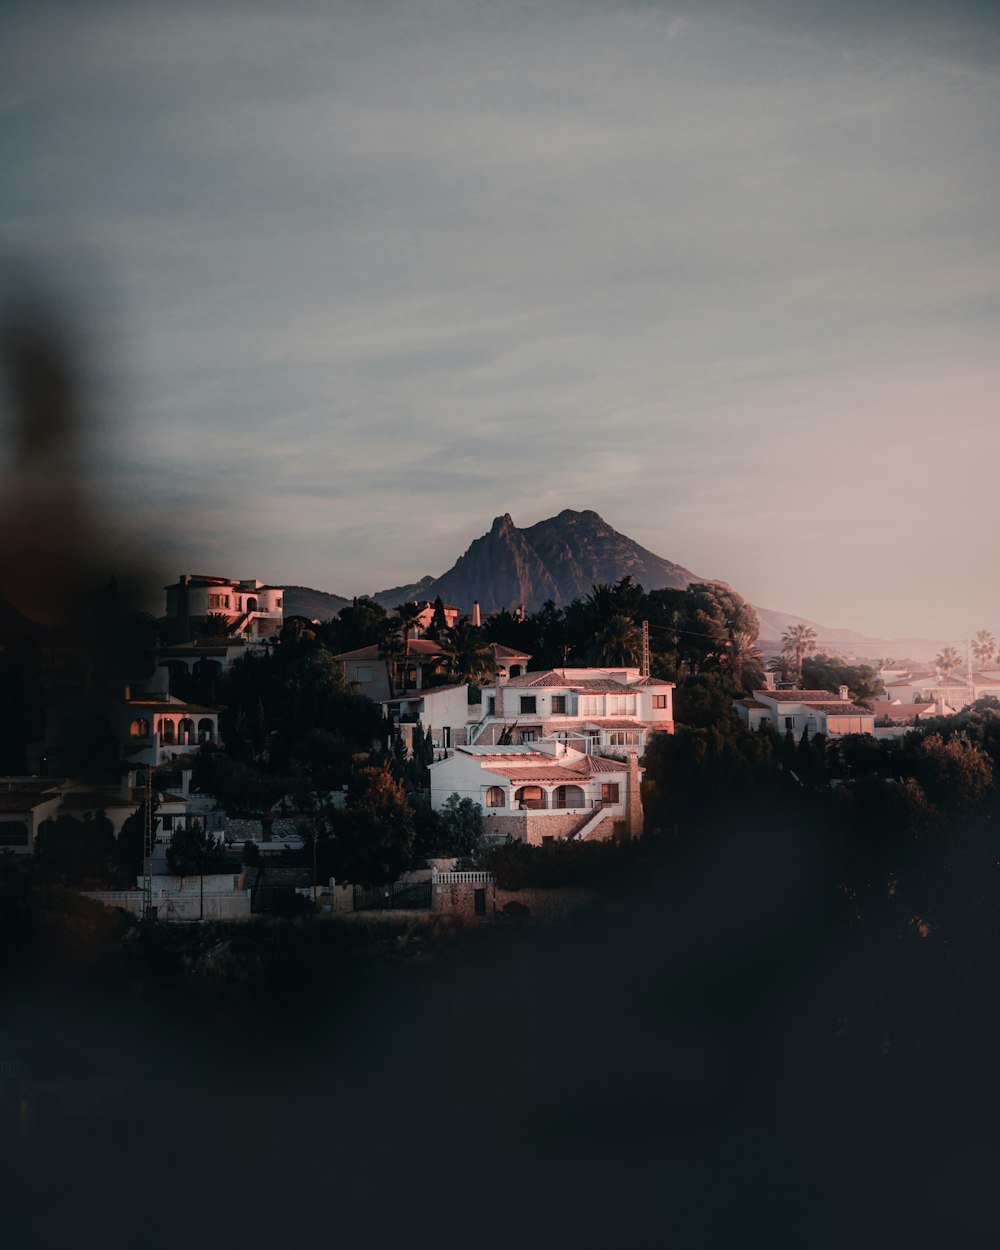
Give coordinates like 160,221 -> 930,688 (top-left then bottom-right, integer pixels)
381,683 -> 471,754
430,741 -> 642,845
164,575 -> 284,641
734,690 -> 875,739
469,667 -> 674,754
124,695 -> 220,767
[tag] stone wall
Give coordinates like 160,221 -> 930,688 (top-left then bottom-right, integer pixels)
430,879 -> 599,922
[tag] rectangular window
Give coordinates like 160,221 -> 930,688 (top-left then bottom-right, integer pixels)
551,695 -> 566,714
487,697 -> 496,716
785,717 -> 794,730
521,730 -> 536,743
601,783 -> 620,805
356,665 -> 372,682
520,696 -> 537,714
652,695 -> 669,709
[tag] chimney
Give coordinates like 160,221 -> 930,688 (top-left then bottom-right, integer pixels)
626,754 -> 643,840
763,671 -> 775,691
472,600 -> 481,627
838,685 -> 849,702
178,575 -> 191,643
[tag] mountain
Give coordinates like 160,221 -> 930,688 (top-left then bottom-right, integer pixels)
283,584 -> 351,622
284,510 -> 950,661
372,509 -> 702,614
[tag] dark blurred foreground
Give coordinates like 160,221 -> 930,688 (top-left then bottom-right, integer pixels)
3,802 -> 1000,1250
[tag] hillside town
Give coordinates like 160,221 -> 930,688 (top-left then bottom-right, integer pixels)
4,562 -> 999,929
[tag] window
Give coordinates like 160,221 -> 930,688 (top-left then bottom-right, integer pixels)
520,696 -> 537,714
652,695 -> 669,710
198,718 -> 214,743
601,783 -> 620,805
356,666 -> 372,682
129,718 -> 150,738
485,786 -> 505,808
0,822 -> 29,847
487,697 -> 496,716
551,695 -> 566,714
521,730 -> 536,743
784,717 -> 794,731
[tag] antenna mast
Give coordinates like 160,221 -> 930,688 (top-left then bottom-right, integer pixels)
641,620 -> 650,678
142,766 -> 154,920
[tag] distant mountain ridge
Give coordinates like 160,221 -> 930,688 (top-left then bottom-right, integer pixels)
285,509 -> 949,662
370,509 -> 701,614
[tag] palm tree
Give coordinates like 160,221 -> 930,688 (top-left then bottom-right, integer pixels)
725,628 -> 764,689
935,645 -> 962,677
377,617 -> 404,698
394,601 -> 424,692
595,614 -> 641,666
195,612 -> 234,639
443,620 -> 496,686
972,630 -> 996,670
781,623 -> 818,678
767,654 -> 798,684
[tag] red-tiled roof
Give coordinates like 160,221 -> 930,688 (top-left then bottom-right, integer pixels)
735,698 -> 771,709
0,791 -> 58,812
803,702 -> 874,716
382,683 -> 468,703
583,718 -> 644,728
332,640 -> 448,661
490,643 -> 532,659
753,690 -> 845,702
128,701 -> 218,715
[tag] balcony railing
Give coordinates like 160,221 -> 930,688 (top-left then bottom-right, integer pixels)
511,797 -> 609,812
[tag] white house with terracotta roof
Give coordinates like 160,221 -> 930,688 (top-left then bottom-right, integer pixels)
733,689 -> 875,739
164,575 -> 284,642
468,668 -> 674,755
333,638 -> 453,702
430,741 -> 643,844
123,693 -> 220,767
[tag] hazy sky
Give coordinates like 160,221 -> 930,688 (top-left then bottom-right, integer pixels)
2,0 -> 999,639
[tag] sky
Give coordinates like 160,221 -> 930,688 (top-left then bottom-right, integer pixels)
1,0 -> 998,640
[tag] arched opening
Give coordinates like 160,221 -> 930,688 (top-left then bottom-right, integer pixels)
129,718 -> 150,738
159,719 -> 176,743
514,785 -> 546,810
485,785 -> 506,808
509,665 -> 522,678
178,718 -> 195,745
0,822 -> 29,847
198,718 -> 214,743
245,597 -> 258,613
553,784 -> 585,809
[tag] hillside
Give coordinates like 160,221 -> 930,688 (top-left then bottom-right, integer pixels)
284,510 -> 950,661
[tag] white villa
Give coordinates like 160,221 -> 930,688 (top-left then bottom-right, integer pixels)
123,692 -> 220,767
468,668 -> 675,755
430,741 -> 644,844
164,575 -> 284,642
733,688 -> 875,739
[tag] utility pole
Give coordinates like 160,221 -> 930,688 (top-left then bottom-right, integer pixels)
641,620 -> 650,678
142,766 -> 154,921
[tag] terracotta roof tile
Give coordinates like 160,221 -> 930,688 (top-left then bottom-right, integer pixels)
802,702 -> 874,716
